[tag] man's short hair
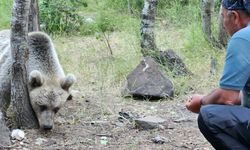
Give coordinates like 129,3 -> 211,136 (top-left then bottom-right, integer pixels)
222,0 -> 250,13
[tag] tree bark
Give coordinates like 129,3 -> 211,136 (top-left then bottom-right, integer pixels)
218,5 -> 228,47
127,0 -> 132,15
140,0 -> 157,56
201,0 -> 222,49
28,0 -> 40,32
201,0 -> 214,40
10,0 -> 38,128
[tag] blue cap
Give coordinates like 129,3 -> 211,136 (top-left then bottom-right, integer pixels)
222,0 -> 250,13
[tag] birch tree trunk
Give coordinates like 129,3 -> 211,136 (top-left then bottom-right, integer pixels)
140,0 -> 157,56
10,0 -> 38,128
28,0 -> 40,32
201,0 -> 222,49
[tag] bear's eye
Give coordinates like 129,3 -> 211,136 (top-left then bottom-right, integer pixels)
40,105 -> 47,111
53,107 -> 60,113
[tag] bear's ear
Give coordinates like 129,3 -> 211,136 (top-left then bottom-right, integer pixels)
61,74 -> 76,91
29,70 -> 44,88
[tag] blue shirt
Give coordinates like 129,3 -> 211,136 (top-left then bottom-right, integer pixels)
220,23 -> 250,107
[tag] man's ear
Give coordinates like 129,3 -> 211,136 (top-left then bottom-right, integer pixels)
29,70 -> 44,88
230,10 -> 241,24
61,74 -> 76,91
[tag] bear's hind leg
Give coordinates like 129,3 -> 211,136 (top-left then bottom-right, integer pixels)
0,80 -> 11,117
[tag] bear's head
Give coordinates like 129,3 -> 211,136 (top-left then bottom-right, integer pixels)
28,70 -> 75,130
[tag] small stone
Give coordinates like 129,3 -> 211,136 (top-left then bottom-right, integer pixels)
150,106 -> 156,111
35,138 -> 47,145
115,122 -> 125,127
151,135 -> 167,144
135,116 -> 167,130
158,125 -> 166,130
44,139 -> 57,146
100,136 -> 108,145
173,118 -> 193,123
167,124 -> 175,129
11,129 -> 25,141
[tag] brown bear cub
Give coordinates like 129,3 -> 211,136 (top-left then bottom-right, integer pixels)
0,30 -> 75,130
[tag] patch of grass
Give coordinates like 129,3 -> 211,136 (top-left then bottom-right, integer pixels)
55,30 -> 141,88
0,0 -> 12,30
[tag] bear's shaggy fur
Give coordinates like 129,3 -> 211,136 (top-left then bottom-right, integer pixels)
0,30 -> 75,130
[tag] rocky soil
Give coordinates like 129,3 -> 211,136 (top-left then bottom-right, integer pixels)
3,87 -> 213,150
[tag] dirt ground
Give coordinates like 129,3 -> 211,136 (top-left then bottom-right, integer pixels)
6,85 -> 214,150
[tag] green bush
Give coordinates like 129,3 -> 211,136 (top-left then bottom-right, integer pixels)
78,11 -> 116,36
39,0 -> 87,34
104,0 -> 191,16
105,0 -> 142,15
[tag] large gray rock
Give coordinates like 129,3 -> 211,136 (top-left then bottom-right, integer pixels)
158,49 -> 192,76
122,57 -> 174,99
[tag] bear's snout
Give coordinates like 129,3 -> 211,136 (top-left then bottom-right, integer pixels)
41,124 -> 53,130
40,121 -> 54,131
39,110 -> 55,131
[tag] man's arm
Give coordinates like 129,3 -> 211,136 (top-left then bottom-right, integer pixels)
186,88 -> 241,113
201,88 -> 241,105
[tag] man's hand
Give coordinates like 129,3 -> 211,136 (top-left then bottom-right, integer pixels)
185,94 -> 204,113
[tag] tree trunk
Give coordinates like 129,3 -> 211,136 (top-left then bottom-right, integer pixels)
140,0 -> 157,56
218,5 -> 228,47
201,0 -> 222,49
127,0 -> 132,15
201,0 -> 214,40
10,0 -> 38,128
28,0 -> 40,32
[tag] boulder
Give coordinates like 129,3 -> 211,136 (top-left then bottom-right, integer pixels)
158,49 -> 192,76
122,57 -> 174,99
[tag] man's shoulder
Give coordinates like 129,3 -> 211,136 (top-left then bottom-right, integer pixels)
232,25 -> 250,40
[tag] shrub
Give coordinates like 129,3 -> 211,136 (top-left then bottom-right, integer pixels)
39,0 -> 87,34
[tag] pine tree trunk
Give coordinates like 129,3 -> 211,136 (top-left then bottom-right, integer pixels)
10,0 -> 38,128
28,0 -> 40,32
140,0 -> 157,56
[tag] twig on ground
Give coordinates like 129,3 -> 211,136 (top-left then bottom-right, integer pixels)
0,144 -> 16,150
